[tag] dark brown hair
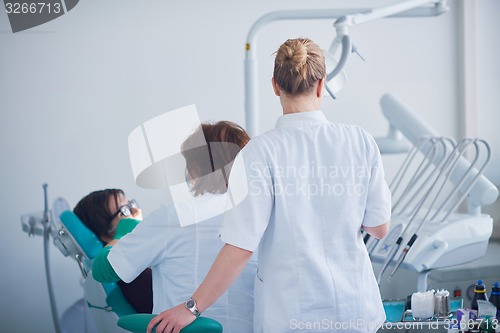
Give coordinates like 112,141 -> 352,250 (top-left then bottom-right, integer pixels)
181,121 -> 250,196
273,38 -> 326,95
73,189 -> 124,243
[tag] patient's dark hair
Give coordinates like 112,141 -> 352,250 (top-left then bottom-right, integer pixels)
181,121 -> 250,196
73,189 -> 124,244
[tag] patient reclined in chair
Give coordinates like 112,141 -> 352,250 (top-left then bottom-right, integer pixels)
59,209 -> 138,333
58,207 -> 223,333
71,189 -> 153,315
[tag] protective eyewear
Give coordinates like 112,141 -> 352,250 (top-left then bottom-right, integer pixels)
109,199 -> 139,222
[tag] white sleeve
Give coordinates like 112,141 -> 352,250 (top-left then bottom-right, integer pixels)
108,207 -> 169,283
219,144 -> 274,252
362,134 -> 392,228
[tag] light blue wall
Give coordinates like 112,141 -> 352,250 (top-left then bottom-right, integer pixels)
0,0 -> 498,331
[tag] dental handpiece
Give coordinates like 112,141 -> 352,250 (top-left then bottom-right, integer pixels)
366,237 -> 379,255
376,237 -> 402,285
389,234 -> 418,277
363,232 -> 380,255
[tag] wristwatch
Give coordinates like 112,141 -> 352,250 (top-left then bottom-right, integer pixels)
185,298 -> 201,318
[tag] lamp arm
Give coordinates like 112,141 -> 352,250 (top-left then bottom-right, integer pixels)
245,9 -> 367,51
352,0 -> 446,25
244,1 -> 448,135
325,0 -> 447,82
326,34 -> 352,81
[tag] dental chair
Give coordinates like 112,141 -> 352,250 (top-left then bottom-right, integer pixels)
21,187 -> 223,333
59,211 -> 223,333
58,210 -> 134,333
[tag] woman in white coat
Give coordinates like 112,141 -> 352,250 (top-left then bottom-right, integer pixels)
149,38 -> 391,333
92,121 -> 257,333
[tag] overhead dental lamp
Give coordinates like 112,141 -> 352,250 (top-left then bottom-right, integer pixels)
244,0 -> 449,135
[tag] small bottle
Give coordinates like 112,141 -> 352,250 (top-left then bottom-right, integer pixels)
489,281 -> 500,320
471,279 -> 488,311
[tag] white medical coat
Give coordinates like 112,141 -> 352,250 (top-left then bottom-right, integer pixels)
108,193 -> 257,333
220,111 -> 391,333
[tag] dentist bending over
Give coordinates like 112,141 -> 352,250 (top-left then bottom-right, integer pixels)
93,121 -> 256,332
149,38 -> 391,333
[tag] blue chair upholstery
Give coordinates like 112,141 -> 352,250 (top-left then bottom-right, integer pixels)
117,314 -> 223,333
59,211 -> 134,332
59,210 -> 103,260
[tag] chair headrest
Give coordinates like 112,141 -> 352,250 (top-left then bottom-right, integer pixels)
59,210 -> 103,260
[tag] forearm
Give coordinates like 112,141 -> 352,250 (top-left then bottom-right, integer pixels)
145,243 -> 253,333
92,246 -> 121,283
193,243 -> 253,313
92,218 -> 140,282
363,221 -> 390,239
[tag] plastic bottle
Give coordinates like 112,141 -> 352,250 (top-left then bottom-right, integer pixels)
489,281 -> 500,320
471,279 -> 488,311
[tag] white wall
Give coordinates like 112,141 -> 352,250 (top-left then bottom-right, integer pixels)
0,0 -> 497,331
476,0 -> 500,185
475,0 -> 500,239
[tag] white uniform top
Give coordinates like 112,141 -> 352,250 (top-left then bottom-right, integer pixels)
108,193 -> 257,333
220,111 -> 391,333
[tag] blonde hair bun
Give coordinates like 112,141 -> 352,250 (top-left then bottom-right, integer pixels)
273,38 -> 326,95
281,39 -> 308,70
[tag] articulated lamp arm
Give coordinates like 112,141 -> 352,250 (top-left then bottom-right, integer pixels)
244,0 -> 449,135
325,0 -> 448,98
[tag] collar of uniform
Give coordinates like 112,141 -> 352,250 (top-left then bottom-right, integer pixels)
275,110 -> 327,129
